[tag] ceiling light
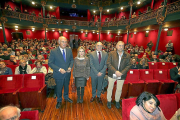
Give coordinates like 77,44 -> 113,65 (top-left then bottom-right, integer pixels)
32,28 -> 35,30
15,29 -> 18,30
32,1 -> 35,5
97,32 -> 99,34
86,32 -> 87,34
91,2 -> 93,4
66,30 -> 68,32
146,30 -> 149,33
0,27 -> 2,29
118,31 -> 120,33
137,1 -> 141,4
15,26 -> 18,28
32,29 -> 34,31
134,32 -> 137,34
46,31 -> 48,32
81,31 -> 83,33
118,33 -> 120,35
164,28 -> 168,31
50,6 -> 53,9
108,31 -> 110,34
59,31 -> 61,33
121,7 -> 123,10
93,10 -> 96,13
107,9 -> 109,12
93,31 -> 95,33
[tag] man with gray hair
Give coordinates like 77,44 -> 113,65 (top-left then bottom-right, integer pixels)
0,106 -> 21,120
106,41 -> 131,109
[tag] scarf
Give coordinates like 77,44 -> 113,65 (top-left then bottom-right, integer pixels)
19,65 -> 27,74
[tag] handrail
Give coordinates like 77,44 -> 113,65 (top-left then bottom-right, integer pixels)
2,0 -> 180,27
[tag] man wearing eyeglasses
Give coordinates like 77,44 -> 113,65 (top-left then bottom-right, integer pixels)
6,55 -> 18,65
0,106 -> 21,120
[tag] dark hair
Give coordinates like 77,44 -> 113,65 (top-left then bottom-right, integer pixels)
178,62 -> 180,67
35,60 -> 42,66
136,92 -> 160,110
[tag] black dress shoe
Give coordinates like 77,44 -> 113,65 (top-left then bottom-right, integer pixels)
97,97 -> 103,104
56,102 -> 61,109
65,98 -> 73,103
90,97 -> 96,102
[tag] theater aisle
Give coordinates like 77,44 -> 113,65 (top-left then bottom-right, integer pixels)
39,49 -> 122,120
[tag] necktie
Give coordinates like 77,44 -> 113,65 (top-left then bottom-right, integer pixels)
98,51 -> 101,64
62,49 -> 66,62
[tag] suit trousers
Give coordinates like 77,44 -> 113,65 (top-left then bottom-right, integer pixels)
55,74 -> 70,102
91,75 -> 104,98
107,77 -> 124,102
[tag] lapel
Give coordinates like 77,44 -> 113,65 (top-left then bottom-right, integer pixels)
114,51 -> 119,70
94,51 -> 99,62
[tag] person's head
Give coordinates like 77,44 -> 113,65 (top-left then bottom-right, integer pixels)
16,51 -> 20,56
3,44 -> 8,49
168,40 -> 172,43
3,51 -> 8,56
7,48 -> 12,53
23,54 -> 29,61
35,60 -> 42,68
131,58 -> 136,64
96,42 -> 103,52
58,36 -> 67,49
168,52 -> 172,55
37,55 -> 43,60
0,61 -> 6,69
42,47 -> 46,52
116,41 -> 124,53
19,47 -> 23,51
164,52 -> 168,55
136,92 -> 160,113
0,106 -> 21,120
152,55 -> 157,59
10,55 -> 16,61
134,54 -> 138,59
142,54 -> 147,58
30,47 -> 34,51
77,46 -> 85,58
19,60 -> 26,67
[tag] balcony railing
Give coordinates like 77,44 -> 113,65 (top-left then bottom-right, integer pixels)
1,0 -> 180,27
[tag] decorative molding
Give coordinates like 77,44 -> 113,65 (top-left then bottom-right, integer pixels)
43,24 -> 48,28
99,7 -> 103,12
128,0 -> 133,7
72,26 -> 76,29
0,17 -> 8,23
41,1 -> 46,6
126,25 -> 130,30
98,27 -> 102,31
71,4 -> 76,8
156,16 -> 165,25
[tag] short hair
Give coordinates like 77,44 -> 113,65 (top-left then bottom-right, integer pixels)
77,46 -> 85,58
116,41 -> 125,48
136,92 -> 160,111
0,105 -> 21,119
58,36 -> 67,44
35,60 -> 42,66
19,60 -> 26,64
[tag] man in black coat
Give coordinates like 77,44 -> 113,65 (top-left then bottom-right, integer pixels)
170,62 -> 180,83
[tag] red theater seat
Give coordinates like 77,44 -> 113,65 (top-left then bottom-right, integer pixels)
157,62 -> 169,69
169,62 -> 177,69
154,69 -> 177,94
0,74 -> 23,107
29,64 -> 36,69
126,70 -> 145,97
139,69 -> 160,95
20,110 -> 39,120
148,62 -> 158,69
43,54 -> 48,59
30,59 -> 36,64
18,73 -> 47,111
6,65 -> 18,74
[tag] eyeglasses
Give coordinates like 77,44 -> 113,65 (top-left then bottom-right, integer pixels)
5,115 -> 19,120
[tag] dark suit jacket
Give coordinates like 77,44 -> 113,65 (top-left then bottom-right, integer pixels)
48,47 -> 74,79
150,58 -> 159,62
107,51 -> 131,80
89,51 -> 108,77
170,67 -> 180,83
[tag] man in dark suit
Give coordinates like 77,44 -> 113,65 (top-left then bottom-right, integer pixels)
150,55 -> 159,62
106,41 -> 131,109
89,42 -> 108,103
170,62 -> 180,83
48,36 -> 74,109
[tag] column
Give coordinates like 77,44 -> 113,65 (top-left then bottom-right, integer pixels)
126,0 -> 133,44
41,1 -> 47,42
154,0 -> 167,54
43,24 -> 48,42
41,1 -> 46,18
99,7 -> 103,41
0,17 -> 8,44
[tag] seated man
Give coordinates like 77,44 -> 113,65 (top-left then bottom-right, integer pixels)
150,55 -> 159,62
15,60 -> 31,74
35,55 -> 45,64
0,61 -> 12,75
138,58 -> 149,69
170,62 -> 180,83
19,47 -> 27,55
30,60 -> 47,75
0,106 -> 21,120
6,55 -> 18,65
41,47 -> 48,55
131,58 -> 139,69
23,54 -> 33,64
7,48 -> 15,56
0,51 -> 10,60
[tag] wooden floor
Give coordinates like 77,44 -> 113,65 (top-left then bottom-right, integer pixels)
39,49 -> 123,120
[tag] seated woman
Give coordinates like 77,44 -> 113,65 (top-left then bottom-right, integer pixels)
15,60 -> 31,74
23,54 -> 33,64
130,92 -> 166,120
15,51 -> 23,60
138,58 -> 149,69
30,60 -> 47,74
131,58 -> 139,69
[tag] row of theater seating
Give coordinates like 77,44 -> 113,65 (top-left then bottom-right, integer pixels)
6,64 -> 49,74
148,62 -> 177,69
112,69 -> 177,99
122,93 -> 180,120
0,73 -> 46,111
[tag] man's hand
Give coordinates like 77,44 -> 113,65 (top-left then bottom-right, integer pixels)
59,69 -> 66,74
178,68 -> 180,75
115,71 -> 123,77
66,67 -> 72,73
97,72 -> 102,77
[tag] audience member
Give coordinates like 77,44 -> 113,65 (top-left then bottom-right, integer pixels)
130,92 -> 166,120
170,62 -> 180,84
138,58 -> 149,69
15,60 -> 31,74
6,55 -> 18,65
131,58 -> 139,69
15,51 -> 23,60
0,106 -> 21,120
30,60 -> 47,74
147,41 -> 153,50
0,61 -> 12,75
132,12 -> 136,18
23,54 -> 33,64
166,40 -> 173,52
150,55 -> 159,62
0,51 -> 10,60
